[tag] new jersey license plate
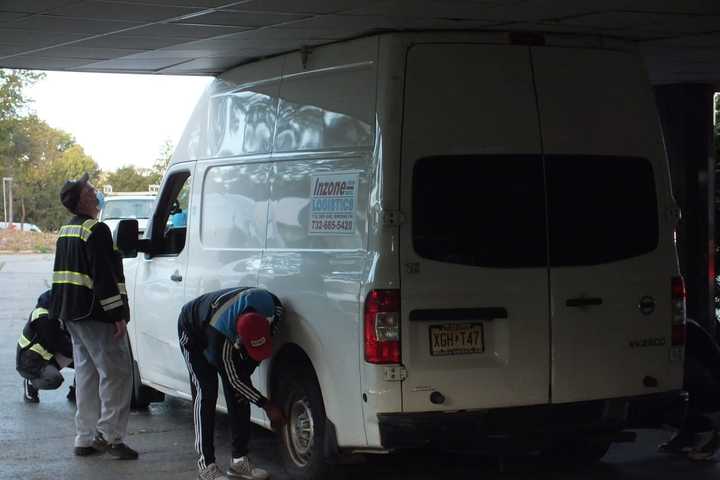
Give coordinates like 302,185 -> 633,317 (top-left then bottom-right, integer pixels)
429,323 -> 484,356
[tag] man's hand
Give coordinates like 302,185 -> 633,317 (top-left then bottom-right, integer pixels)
263,402 -> 286,431
114,319 -> 127,339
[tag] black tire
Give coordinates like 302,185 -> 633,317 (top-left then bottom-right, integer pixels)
127,339 -> 164,410
541,438 -> 611,468
130,359 -> 152,410
277,367 -> 333,480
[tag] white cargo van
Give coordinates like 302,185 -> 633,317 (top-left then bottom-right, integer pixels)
117,32 -> 686,475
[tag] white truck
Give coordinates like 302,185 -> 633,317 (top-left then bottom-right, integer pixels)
99,190 -> 156,238
117,31 -> 685,477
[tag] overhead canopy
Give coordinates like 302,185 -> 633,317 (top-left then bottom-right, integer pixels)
0,0 -> 718,85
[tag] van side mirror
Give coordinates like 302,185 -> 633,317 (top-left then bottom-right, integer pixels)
116,219 -> 151,258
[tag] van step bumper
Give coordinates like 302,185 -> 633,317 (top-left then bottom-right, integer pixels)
378,391 -> 683,451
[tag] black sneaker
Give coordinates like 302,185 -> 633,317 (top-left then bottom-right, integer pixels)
23,379 -> 39,403
107,442 -> 139,460
689,431 -> 720,461
74,446 -> 103,457
658,430 -> 698,454
66,385 -> 76,403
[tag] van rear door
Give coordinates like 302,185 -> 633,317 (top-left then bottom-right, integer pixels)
399,44 -> 550,412
532,47 -> 675,402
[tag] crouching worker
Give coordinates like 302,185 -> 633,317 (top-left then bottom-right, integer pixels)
178,287 -> 287,480
17,290 -> 75,403
659,318 -> 720,460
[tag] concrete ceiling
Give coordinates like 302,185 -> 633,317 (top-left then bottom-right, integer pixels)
0,0 -> 719,85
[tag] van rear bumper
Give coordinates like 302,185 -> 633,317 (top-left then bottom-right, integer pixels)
378,391 -> 684,450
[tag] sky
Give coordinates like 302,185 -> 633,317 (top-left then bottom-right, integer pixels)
25,71 -> 213,172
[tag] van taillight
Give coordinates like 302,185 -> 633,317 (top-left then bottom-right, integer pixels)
364,290 -> 401,364
671,276 -> 686,346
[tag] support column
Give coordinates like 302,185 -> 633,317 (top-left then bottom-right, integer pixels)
655,84 -> 716,335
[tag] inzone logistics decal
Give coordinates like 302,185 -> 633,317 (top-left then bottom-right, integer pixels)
309,173 -> 358,235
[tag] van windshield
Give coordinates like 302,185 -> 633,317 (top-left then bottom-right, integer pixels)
101,198 -> 155,220
412,155 -> 659,268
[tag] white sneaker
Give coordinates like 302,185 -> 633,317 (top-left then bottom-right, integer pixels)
199,463 -> 229,480
227,456 -> 269,480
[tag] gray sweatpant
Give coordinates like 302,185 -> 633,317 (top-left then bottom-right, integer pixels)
66,320 -> 132,448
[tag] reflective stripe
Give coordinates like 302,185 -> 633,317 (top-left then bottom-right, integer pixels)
53,271 -> 93,289
30,307 -> 48,322
118,283 -> 127,295
18,334 -> 53,361
100,294 -> 121,306
102,300 -> 124,311
58,219 -> 98,242
82,219 -> 98,230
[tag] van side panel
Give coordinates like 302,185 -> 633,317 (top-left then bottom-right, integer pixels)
258,38 -> 379,447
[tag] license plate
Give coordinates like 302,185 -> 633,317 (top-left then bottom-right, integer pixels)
429,323 -> 484,356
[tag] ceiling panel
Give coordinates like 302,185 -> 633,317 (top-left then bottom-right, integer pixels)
347,0 -> 511,19
77,56 -> 194,71
46,1 -> 204,22
121,22 -> 252,38
2,55 -> 94,69
272,13 -> 486,31
107,0 -> 244,6
74,34 -> 202,50
0,12 -> 32,23
0,29 -> 89,48
0,44 -> 29,56
171,9 -> 309,27
643,31 -> 720,48
158,55 -> 243,73
225,0 -> 385,15
40,45 -> 147,59
3,15 -> 141,34
0,0 -> 716,85
0,0 -> 77,14
551,11 -> 720,36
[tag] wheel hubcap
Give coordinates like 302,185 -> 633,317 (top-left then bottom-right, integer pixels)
287,397 -> 314,466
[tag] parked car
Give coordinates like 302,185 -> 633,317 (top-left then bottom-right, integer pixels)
0,222 -> 42,232
99,194 -> 155,238
117,31 -> 685,476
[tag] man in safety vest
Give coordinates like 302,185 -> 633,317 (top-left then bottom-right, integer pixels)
17,289 -> 75,403
178,287 -> 286,480
50,172 -> 137,460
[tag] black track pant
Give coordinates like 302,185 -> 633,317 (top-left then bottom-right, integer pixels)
179,328 -> 251,470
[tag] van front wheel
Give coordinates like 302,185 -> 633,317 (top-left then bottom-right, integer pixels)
277,368 -> 332,480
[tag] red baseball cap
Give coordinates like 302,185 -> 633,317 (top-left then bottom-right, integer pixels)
236,312 -> 272,361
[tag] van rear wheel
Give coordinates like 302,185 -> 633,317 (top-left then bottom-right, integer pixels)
541,438 -> 611,467
277,367 -> 332,480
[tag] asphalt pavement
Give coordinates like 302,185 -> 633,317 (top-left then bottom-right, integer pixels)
1,254 -> 719,480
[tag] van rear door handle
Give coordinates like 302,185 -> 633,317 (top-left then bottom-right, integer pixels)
566,297 -> 602,307
170,271 -> 183,282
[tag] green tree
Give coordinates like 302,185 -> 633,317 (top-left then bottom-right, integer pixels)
103,165 -> 153,193
148,139 -> 174,185
21,142 -> 99,231
0,70 -> 44,121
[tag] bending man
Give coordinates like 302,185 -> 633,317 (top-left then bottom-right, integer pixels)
178,287 -> 286,480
